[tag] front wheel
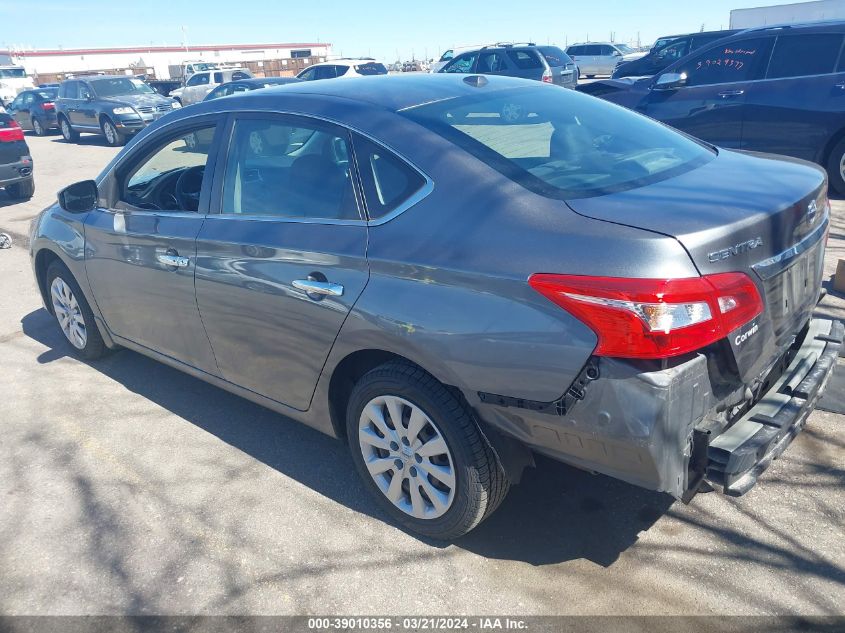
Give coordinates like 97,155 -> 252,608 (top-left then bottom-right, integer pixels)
60,117 -> 79,142
101,118 -> 125,147
46,261 -> 105,360
347,361 -> 510,540
826,137 -> 845,196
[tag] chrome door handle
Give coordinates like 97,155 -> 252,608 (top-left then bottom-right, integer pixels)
718,90 -> 745,98
835,82 -> 845,90
156,253 -> 190,268
292,279 -> 344,297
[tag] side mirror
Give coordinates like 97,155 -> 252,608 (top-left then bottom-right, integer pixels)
613,51 -> 622,57
653,72 -> 687,91
58,180 -> 98,213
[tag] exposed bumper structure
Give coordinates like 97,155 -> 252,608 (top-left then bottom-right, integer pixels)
707,318 -> 844,495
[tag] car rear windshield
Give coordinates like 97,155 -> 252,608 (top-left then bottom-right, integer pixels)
402,86 -> 714,199
91,77 -> 155,97
37,90 -> 57,100
355,62 -> 388,75
538,46 -> 573,67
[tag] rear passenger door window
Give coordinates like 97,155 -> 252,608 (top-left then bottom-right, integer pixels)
477,52 -> 509,73
221,116 -> 360,220
767,33 -> 844,78
352,134 -> 427,220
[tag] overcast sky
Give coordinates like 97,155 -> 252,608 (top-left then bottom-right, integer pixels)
0,0 -> 804,60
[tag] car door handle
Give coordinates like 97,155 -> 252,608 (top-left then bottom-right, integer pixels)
292,279 -> 344,297
156,253 -> 190,268
835,82 -> 845,90
718,90 -> 745,98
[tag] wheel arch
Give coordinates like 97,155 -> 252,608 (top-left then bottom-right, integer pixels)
33,247 -> 63,314
820,126 -> 845,166
326,347 -> 533,483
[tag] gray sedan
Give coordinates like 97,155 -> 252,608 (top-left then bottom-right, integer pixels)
30,75 -> 842,539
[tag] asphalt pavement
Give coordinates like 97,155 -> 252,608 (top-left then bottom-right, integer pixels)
0,133 -> 843,616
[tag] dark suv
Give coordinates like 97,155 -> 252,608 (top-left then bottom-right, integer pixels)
437,43 -> 577,88
56,76 -> 180,147
612,29 -> 740,79
0,112 -> 34,200
582,22 -> 845,194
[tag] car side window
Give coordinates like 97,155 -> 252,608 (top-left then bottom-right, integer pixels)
674,37 -> 774,86
22,93 -> 34,106
767,33 -> 844,79
477,52 -> 508,73
120,125 -> 217,212
213,72 -> 224,83
352,134 -> 426,220
9,95 -> 24,109
315,66 -> 336,80
506,50 -> 543,70
231,71 -> 250,81
336,65 -> 350,77
656,39 -> 691,62
298,68 -> 316,80
65,82 -> 79,99
443,52 -> 478,73
221,117 -> 360,220
187,73 -> 207,87
78,83 -> 92,99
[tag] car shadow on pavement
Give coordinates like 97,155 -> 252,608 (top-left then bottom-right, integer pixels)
21,307 -> 672,567
0,190 -> 26,209
49,136 -> 115,148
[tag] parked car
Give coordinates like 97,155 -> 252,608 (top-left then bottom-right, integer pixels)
170,69 -> 254,106
56,76 -> 181,147
581,21 -> 845,194
438,44 -> 577,88
565,42 -> 644,78
6,88 -> 58,136
612,29 -> 740,79
296,59 -> 389,81
203,77 -> 300,102
0,113 -> 34,200
31,74 -> 842,539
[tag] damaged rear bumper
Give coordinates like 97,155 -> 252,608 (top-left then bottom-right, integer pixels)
707,318 -> 843,496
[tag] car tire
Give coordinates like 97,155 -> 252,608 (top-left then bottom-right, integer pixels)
346,360 -> 510,540
101,117 -> 125,147
826,137 -> 845,196
173,97 -> 182,106
6,178 -> 34,200
46,260 -> 106,360
32,118 -> 46,136
59,116 -> 79,142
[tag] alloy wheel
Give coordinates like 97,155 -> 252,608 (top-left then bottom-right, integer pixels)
839,152 -> 845,184
358,395 -> 456,519
61,119 -> 71,140
33,119 -> 44,136
50,277 -> 87,350
104,121 -> 117,145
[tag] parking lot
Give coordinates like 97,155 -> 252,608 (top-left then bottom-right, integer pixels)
0,132 -> 844,616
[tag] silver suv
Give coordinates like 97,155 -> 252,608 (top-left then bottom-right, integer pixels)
566,42 -> 643,78
171,69 -> 254,106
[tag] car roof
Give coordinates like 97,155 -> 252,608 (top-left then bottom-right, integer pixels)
311,59 -> 382,67
64,75 -> 128,82
190,74 -> 540,114
227,77 -> 299,86
738,19 -> 845,35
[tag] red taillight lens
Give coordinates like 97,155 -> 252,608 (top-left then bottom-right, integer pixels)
41,102 -> 55,111
541,70 -> 553,83
0,119 -> 25,142
529,273 -> 764,359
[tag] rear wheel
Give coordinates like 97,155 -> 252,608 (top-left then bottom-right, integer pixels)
32,118 -> 46,136
60,117 -> 78,142
101,117 -> 125,147
826,137 -> 845,196
6,178 -> 34,200
46,261 -> 105,360
347,361 -> 510,540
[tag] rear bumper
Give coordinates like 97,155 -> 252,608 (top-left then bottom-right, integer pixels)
0,159 -> 33,187
707,318 -> 843,495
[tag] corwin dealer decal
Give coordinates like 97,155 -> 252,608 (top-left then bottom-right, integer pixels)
708,237 -> 763,263
735,322 -> 759,346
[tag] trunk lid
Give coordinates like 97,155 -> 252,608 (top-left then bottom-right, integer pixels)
565,149 -> 829,382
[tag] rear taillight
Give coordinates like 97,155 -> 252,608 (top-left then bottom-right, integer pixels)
529,273 -> 763,359
541,69 -> 553,83
0,119 -> 24,142
41,102 -> 55,111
